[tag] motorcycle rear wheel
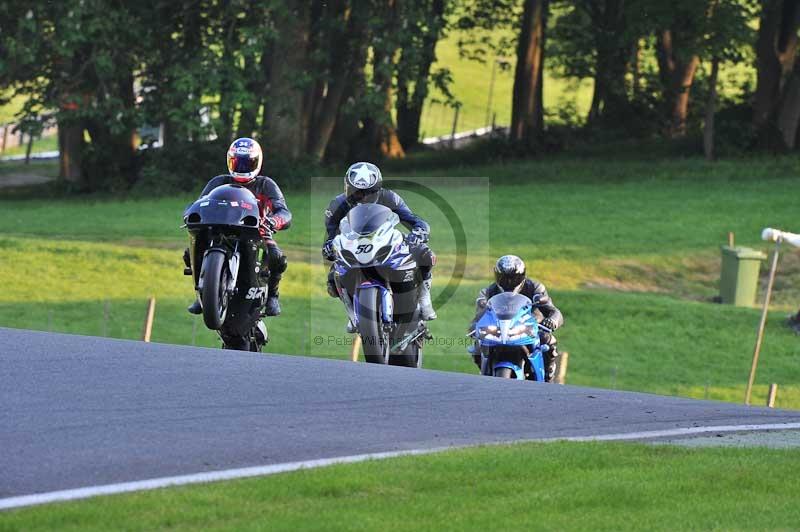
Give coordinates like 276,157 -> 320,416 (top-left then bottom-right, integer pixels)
201,251 -> 229,330
389,341 -> 421,368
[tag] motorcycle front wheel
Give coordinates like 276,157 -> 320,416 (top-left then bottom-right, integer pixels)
201,250 -> 230,330
493,367 -> 515,378
356,287 -> 389,364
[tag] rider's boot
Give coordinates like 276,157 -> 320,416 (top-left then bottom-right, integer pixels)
543,348 -> 559,383
187,297 -> 202,315
184,248 -> 202,315
346,319 -> 356,333
255,320 -> 269,345
419,278 -> 436,320
264,272 -> 282,317
264,245 -> 287,317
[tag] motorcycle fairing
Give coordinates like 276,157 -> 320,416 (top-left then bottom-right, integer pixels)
351,280 -> 394,327
476,294 -> 539,347
476,292 -> 546,381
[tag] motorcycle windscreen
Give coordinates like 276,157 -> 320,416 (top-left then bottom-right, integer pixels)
487,292 -> 532,320
340,203 -> 398,239
184,184 -> 260,227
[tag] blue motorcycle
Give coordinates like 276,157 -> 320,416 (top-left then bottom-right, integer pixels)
470,292 -> 550,380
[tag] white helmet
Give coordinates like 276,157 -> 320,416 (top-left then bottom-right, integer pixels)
227,138 -> 263,184
344,162 -> 382,203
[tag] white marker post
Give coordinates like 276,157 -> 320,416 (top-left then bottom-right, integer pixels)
745,229 -> 800,405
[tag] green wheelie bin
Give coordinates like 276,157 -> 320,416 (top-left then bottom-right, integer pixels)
719,246 -> 767,307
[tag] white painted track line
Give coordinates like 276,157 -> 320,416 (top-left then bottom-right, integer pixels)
3,421 -> 800,511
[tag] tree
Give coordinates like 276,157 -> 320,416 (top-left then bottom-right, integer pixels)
305,0 -> 370,161
753,0 -> 800,148
395,0 -> 449,150
1,1 -> 145,188
656,28 -> 701,137
263,1 -> 311,159
511,0 -> 548,144
700,0 -> 757,159
550,0 -> 638,126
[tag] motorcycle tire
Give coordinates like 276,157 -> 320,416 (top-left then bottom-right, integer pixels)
201,250 -> 229,330
493,367 -> 515,378
389,342 -> 420,368
356,287 -> 389,364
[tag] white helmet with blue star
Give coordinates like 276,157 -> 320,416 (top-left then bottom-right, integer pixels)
344,162 -> 383,203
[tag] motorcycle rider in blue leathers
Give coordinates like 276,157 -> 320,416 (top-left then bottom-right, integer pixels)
469,255 -> 564,382
184,137 -> 292,318
322,162 -> 436,328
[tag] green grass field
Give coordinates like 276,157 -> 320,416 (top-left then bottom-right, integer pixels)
1,155 -> 799,408
3,441 -> 800,530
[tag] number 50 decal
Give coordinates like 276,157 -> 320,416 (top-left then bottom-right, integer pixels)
355,244 -> 373,254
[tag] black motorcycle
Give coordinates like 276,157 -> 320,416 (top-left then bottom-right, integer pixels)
183,184 -> 270,351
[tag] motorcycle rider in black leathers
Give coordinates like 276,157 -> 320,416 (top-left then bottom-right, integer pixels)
184,137 -> 292,317
322,162 -> 436,327
469,255 -> 564,382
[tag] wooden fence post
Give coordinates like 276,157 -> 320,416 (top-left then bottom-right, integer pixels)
24,133 -> 34,164
745,241 -> 780,405
555,351 -> 569,385
350,335 -> 361,362
450,106 -> 460,149
767,383 -> 778,408
142,297 -> 156,342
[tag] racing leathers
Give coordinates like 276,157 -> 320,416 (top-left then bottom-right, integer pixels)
322,189 -> 436,319
185,174 -> 291,316
469,278 -> 564,382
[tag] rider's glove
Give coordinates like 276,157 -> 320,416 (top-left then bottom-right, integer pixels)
539,331 -> 553,345
322,239 -> 335,261
540,317 -> 557,332
260,216 -> 278,236
268,216 -> 285,230
405,228 -> 428,247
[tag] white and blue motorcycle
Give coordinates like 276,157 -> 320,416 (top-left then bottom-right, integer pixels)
332,203 -> 431,367
470,292 -> 550,380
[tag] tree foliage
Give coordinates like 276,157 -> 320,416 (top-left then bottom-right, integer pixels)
0,0 -> 795,192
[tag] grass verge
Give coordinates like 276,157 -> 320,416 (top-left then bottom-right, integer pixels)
2,441 -> 799,531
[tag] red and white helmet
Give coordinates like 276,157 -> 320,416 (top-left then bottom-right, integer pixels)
227,138 -> 263,184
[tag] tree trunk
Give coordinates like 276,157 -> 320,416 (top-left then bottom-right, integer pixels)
753,0 -> 800,146
306,0 -> 369,161
511,0 -> 547,144
587,0 -> 631,126
704,57 -> 720,161
362,0 -> 405,160
777,59 -> 800,148
263,2 -> 311,159
236,50 -> 266,139
656,29 -> 700,138
378,85 -> 406,158
396,0 -> 446,150
217,17 -> 238,144
58,120 -> 84,183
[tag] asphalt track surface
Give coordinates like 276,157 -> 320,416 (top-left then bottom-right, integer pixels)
2,327 -> 800,502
